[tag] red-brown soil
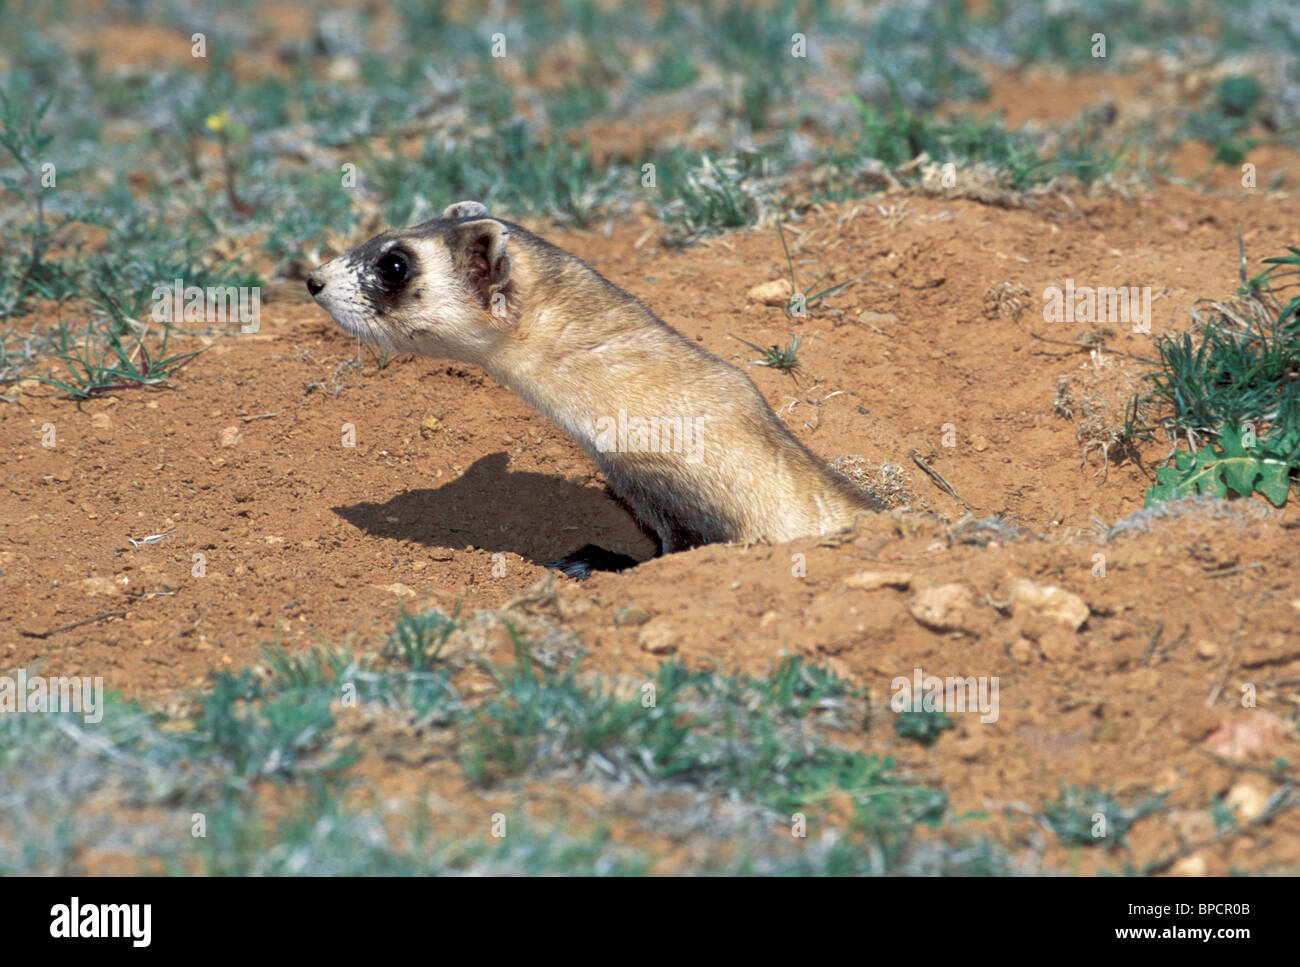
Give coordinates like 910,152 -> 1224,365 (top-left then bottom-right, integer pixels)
4,182 -> 1299,874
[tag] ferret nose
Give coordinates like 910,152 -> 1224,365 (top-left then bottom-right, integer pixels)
306,273 -> 325,297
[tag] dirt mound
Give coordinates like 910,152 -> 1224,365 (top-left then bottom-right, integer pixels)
4,184 -> 1299,874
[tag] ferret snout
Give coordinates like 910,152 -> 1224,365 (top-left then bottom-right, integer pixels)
306,271 -> 325,297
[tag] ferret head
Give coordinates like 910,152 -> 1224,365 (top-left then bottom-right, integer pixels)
306,200 -> 516,364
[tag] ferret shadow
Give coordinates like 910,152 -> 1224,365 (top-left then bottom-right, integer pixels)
332,452 -> 654,565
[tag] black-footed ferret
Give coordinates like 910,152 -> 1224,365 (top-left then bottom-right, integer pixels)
307,200 -> 879,576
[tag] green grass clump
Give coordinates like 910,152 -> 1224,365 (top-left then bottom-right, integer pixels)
1185,74 -> 1266,165
0,609 -> 1016,874
1043,785 -> 1164,850
1139,246 -> 1300,507
0,85 -> 56,320
460,639 -> 946,864
411,123 -> 611,226
386,608 -> 458,672
832,92 -> 1131,192
731,333 -> 803,374
191,668 -> 355,782
657,153 -> 770,239
894,706 -> 955,746
32,317 -> 205,400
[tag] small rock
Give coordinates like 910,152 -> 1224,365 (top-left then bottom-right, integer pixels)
420,415 -> 442,438
1204,714 -> 1290,761
19,615 -> 54,638
1240,633 -> 1300,668
1225,780 -> 1270,823
971,435 -> 989,452
1010,637 -> 1036,664
1171,854 -> 1208,877
614,605 -> 651,627
843,569 -> 913,591
949,737 -> 986,762
909,271 -> 946,290
82,575 -> 122,597
90,412 -> 112,429
857,310 -> 900,327
1008,578 -> 1089,630
638,618 -> 678,655
381,583 -> 415,598
746,278 -> 793,306
907,583 -> 975,632
1195,640 -> 1220,660
219,426 -> 242,447
1039,626 -> 1084,662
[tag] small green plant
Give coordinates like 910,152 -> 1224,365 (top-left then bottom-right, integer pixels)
1043,785 -> 1164,850
32,316 -> 205,399
1210,796 -> 1237,833
659,154 -> 765,239
204,110 -> 253,215
730,333 -> 802,374
190,668 -> 356,781
774,220 -> 855,316
1051,119 -> 1132,184
1185,74 -> 1265,166
386,608 -> 458,672
1146,422 -> 1297,506
0,84 -> 58,319
260,644 -> 355,691
759,655 -> 863,719
894,705 -> 954,746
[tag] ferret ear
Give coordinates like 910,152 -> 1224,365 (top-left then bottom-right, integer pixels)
442,200 -> 488,219
453,218 -> 512,308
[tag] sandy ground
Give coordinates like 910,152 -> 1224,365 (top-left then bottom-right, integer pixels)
4,179 -> 1299,873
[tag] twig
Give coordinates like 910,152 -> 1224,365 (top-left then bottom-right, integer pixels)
38,610 -> 127,637
908,450 -> 972,511
1207,613 -> 1247,707
1198,748 -> 1297,783
1014,320 -> 1156,363
1205,561 -> 1263,578
1141,621 -> 1164,667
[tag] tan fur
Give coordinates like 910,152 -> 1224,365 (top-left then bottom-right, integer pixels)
308,201 -> 878,558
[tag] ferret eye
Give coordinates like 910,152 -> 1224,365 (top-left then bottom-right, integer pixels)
375,252 -> 409,286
